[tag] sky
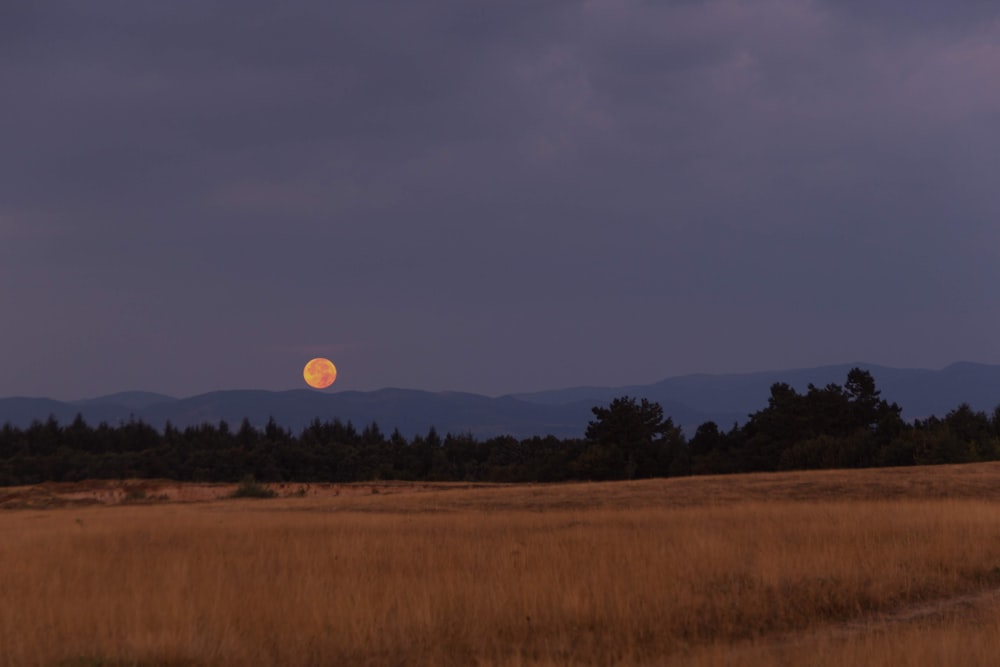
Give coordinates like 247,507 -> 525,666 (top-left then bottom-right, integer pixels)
4,0 -> 1000,400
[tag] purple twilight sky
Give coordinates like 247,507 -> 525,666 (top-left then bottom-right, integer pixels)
3,1 -> 1000,400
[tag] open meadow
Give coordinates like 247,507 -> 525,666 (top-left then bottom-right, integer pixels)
4,464 -> 1000,666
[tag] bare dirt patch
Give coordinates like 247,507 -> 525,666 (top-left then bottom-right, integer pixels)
0,478 -> 509,510
9,461 -> 1000,512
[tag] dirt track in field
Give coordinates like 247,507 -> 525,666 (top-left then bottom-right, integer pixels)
732,579 -> 1000,661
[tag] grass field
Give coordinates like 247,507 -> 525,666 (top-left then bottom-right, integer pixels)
3,464 -> 1000,665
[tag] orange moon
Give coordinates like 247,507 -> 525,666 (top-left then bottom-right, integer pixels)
303,358 -> 337,389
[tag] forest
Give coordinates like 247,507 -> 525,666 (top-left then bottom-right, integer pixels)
2,369 -> 999,486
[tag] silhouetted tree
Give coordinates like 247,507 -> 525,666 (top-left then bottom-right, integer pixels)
1,370 -> 997,486
585,396 -> 688,479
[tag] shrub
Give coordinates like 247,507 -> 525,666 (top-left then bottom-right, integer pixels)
230,475 -> 277,499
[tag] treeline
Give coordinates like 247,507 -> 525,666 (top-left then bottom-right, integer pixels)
2,369 -> 999,486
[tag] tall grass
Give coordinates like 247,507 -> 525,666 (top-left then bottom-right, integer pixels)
3,470 -> 1000,665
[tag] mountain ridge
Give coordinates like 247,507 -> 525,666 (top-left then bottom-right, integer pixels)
2,362 -> 998,439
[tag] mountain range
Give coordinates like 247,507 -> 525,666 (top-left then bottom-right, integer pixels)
2,362 -> 999,439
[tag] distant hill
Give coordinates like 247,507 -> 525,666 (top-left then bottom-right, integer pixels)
2,362 -> 998,438
513,361 -> 1000,424
72,391 -> 177,410
0,389 -> 725,438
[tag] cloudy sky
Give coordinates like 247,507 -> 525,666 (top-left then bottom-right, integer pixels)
4,0 -> 999,400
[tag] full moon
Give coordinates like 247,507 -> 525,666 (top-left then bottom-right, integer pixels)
303,358 -> 337,389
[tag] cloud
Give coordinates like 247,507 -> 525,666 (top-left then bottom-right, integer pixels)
3,0 -> 1000,397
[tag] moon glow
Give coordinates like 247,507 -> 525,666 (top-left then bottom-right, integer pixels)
303,358 -> 337,389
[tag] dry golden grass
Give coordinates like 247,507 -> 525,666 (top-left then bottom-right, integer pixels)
3,464 -> 1000,665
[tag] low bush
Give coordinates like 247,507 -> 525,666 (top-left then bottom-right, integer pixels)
230,475 -> 276,499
